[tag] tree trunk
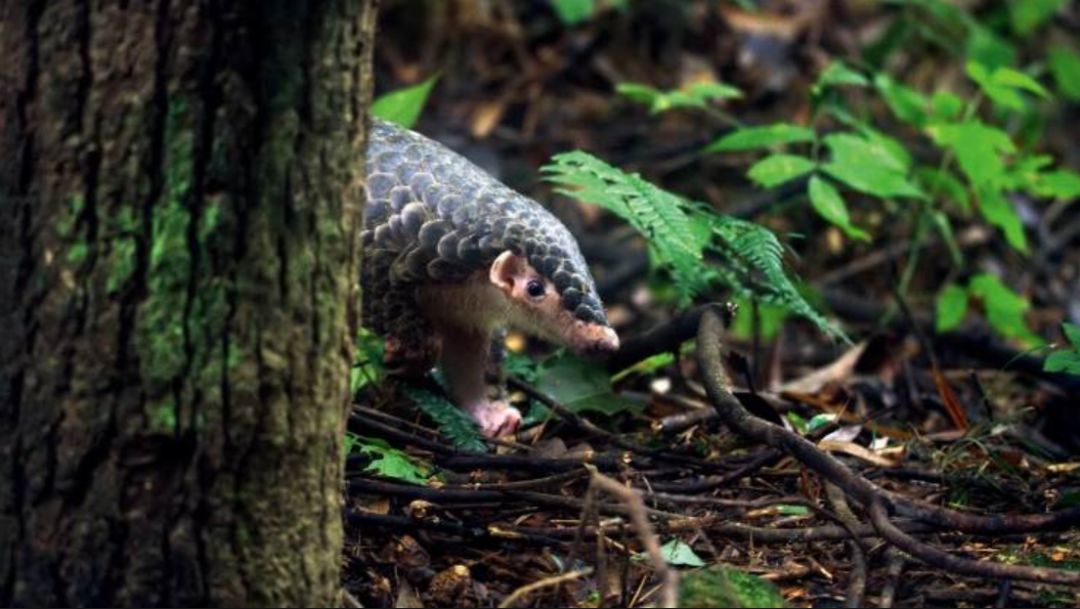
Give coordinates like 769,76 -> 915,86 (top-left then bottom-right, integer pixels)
0,0 -> 376,605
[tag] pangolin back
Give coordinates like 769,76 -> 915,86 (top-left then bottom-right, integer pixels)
362,118 -> 608,338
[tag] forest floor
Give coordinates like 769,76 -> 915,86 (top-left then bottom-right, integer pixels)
344,1 -> 1080,606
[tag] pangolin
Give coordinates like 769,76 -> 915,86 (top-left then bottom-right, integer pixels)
362,118 -> 619,437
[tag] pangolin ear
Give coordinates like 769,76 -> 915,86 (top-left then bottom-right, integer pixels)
489,250 -> 525,296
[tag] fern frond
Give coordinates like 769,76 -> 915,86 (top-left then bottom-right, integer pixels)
543,151 -> 846,341
543,151 -> 707,300
704,211 -> 846,341
402,385 -> 487,453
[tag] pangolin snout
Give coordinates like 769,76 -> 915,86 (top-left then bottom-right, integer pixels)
574,324 -> 620,357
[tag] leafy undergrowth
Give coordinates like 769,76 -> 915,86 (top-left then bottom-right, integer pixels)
343,329 -> 1080,607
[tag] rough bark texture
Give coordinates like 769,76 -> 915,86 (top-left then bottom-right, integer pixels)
0,0 -> 376,605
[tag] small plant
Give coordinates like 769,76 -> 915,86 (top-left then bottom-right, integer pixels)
542,152 -> 844,340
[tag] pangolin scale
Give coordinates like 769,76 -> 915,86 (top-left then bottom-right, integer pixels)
362,118 -> 608,343
360,117 -> 617,437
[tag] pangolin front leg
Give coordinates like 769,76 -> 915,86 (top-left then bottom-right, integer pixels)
437,324 -> 521,438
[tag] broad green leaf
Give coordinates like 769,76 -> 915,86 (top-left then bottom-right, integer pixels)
966,62 -> 1047,111
680,566 -> 787,608
991,67 -> 1049,98
536,354 -> 638,416
1029,169 -> 1080,201
930,91 -> 965,121
968,274 -> 1043,346
929,121 -> 1015,189
550,0 -> 594,25
1049,45 -> 1080,102
813,61 -> 869,94
616,82 -> 662,106
807,175 -> 870,241
1009,0 -> 1066,36
746,154 -> 816,188
358,437 -> 431,485
704,123 -> 815,153
1064,322 -> 1080,348
371,75 -> 439,129
821,133 -> 924,199
966,61 -> 1024,110
976,187 -> 1028,253
1045,351 -> 1080,376
1044,322 -> 1080,375
874,74 -> 928,126
935,283 -> 969,332
658,539 -> 707,567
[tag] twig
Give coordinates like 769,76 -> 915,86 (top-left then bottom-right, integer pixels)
695,309 -> 1080,586
825,483 -> 867,609
497,568 -> 593,608
588,468 -> 680,608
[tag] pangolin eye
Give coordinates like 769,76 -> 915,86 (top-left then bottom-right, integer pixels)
526,280 -> 545,298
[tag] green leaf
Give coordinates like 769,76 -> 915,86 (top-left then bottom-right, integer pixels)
679,566 -> 788,608
746,154 -> 816,188
813,61 -> 869,94
1009,0 -> 1066,36
358,437 -> 431,485
703,123 -> 815,153
403,385 -> 488,453
968,274 -> 1043,347
991,67 -> 1049,99
536,354 -> 638,416
351,327 -> 386,396
616,82 -> 662,106
1063,322 -> 1080,348
371,74 -> 439,129
686,81 -> 744,103
929,120 -> 1015,190
935,283 -> 969,332
617,81 -> 742,114
776,504 -> 812,516
806,413 -> 836,433
874,74 -> 928,126
611,352 -> 675,382
965,62 -> 1047,111
976,187 -> 1028,253
550,0 -> 595,25
930,91 -> 965,121
1029,169 -> 1080,201
821,133 -> 924,199
658,539 -> 707,568
1049,45 -> 1080,102
1043,323 -> 1080,375
807,175 -> 870,241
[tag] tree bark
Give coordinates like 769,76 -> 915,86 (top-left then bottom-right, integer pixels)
0,0 -> 376,605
